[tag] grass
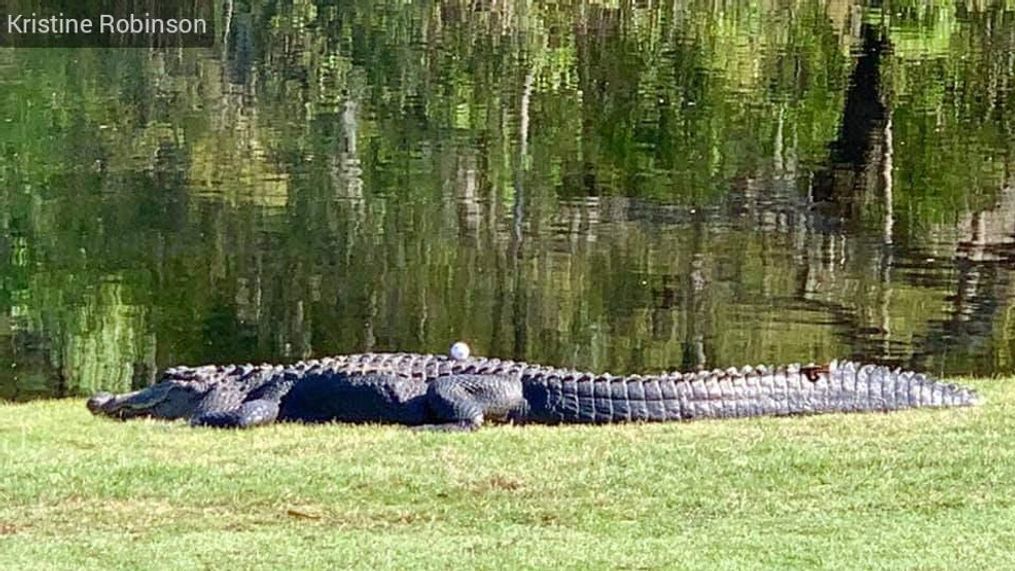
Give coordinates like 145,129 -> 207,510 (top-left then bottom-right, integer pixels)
0,379 -> 1013,570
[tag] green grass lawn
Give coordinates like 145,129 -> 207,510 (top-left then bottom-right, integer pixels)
1,379 -> 1013,570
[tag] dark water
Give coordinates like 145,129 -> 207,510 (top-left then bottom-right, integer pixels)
2,1 -> 1014,399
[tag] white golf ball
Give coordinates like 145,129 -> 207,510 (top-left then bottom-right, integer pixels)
449,341 -> 471,361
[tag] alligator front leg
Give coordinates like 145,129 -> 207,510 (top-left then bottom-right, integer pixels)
417,375 -> 525,431
191,399 -> 281,429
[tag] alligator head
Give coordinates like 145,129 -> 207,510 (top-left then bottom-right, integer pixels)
86,382 -> 210,421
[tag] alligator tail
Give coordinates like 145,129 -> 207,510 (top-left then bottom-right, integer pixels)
523,361 -> 980,424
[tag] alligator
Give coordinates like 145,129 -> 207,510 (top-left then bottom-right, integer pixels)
87,347 -> 980,430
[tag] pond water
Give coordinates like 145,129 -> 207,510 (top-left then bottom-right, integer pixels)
2,1 -> 1014,399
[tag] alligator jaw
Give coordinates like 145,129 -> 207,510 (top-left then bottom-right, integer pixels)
86,384 -> 189,420
86,391 -> 136,420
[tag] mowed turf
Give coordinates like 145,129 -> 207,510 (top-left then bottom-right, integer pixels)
0,379 -> 1012,570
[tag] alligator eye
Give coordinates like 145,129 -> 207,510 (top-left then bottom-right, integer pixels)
801,364 -> 828,382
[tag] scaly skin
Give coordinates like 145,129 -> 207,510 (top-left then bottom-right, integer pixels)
87,355 -> 980,430
86,352 -> 533,421
512,361 -> 979,424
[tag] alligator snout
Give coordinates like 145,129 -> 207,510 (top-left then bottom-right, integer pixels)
86,392 -> 116,415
